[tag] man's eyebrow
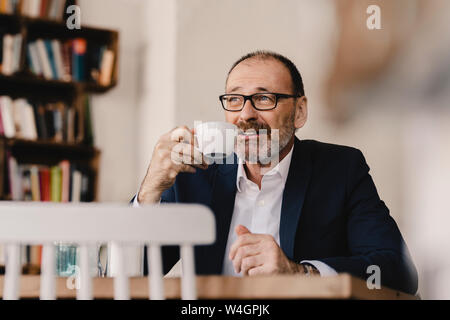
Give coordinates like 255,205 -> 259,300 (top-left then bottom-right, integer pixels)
228,86 -> 271,93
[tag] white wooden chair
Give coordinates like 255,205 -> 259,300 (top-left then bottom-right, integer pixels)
0,202 -> 215,300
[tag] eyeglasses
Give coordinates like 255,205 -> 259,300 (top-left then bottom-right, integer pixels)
219,93 -> 301,112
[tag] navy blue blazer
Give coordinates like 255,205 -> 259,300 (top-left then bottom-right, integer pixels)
138,138 -> 418,295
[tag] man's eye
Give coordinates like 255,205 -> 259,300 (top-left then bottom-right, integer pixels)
229,97 -> 240,102
256,95 -> 274,103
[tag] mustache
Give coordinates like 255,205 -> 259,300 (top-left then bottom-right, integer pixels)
236,120 -> 271,134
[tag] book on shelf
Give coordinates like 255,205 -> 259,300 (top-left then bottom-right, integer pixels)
7,150 -> 21,200
34,38 -> 53,80
72,37 -> 85,82
60,159 -> 69,202
1,33 -> 22,76
99,49 -> 114,87
44,39 -> 58,80
30,164 -> 40,201
26,40 -> 41,76
50,164 -> 61,202
12,98 -> 38,140
26,37 -> 115,86
39,166 -> 50,201
0,95 -> 93,145
12,32 -> 21,72
2,34 -> 13,75
51,39 -> 67,81
0,96 -> 16,138
0,0 -> 73,21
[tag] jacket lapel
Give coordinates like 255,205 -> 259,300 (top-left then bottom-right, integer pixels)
195,155 -> 238,274
280,138 -> 312,260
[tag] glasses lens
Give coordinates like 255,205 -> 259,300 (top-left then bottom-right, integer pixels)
222,95 -> 244,111
252,93 -> 276,109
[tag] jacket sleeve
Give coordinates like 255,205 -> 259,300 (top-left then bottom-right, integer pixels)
319,149 -> 419,295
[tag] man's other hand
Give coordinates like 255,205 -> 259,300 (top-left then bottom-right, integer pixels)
229,224 -> 304,276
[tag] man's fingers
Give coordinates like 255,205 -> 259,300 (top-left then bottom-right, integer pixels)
170,142 -> 208,168
179,164 -> 196,174
235,224 -> 251,236
232,244 -> 260,274
247,265 -> 266,277
241,255 -> 265,276
229,233 -> 263,260
171,145 -> 202,166
170,126 -> 194,144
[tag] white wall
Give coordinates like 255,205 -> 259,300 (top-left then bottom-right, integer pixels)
175,0 -> 336,128
402,110 -> 450,299
79,0 -> 147,202
136,0 -> 177,183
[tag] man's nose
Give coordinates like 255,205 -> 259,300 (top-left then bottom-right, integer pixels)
239,98 -> 258,121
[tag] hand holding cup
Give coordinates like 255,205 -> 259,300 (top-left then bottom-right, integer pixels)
137,126 -> 208,204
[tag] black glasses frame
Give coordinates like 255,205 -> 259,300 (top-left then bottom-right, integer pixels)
219,93 -> 301,112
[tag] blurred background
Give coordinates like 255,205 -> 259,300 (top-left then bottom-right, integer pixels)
78,0 -> 450,299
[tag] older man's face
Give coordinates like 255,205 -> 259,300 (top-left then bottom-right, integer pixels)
225,58 -> 306,164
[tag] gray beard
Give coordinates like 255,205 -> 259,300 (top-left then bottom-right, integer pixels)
235,127 -> 294,166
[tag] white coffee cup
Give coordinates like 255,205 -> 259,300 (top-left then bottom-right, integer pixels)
194,121 -> 237,161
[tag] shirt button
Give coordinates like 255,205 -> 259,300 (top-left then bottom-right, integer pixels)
257,199 -> 265,207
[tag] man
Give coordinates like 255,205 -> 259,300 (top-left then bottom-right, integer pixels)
133,51 -> 418,294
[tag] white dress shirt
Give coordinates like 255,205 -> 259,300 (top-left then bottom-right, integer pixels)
134,144 -> 337,277
222,145 -> 337,277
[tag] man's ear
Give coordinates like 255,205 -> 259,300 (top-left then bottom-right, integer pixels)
294,96 -> 308,129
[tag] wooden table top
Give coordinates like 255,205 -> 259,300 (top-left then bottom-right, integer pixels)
0,273 -> 418,300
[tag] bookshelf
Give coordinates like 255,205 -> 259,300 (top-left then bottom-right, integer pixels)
0,2 -> 119,275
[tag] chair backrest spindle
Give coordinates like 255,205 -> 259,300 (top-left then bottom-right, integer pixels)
77,244 -> 93,300
112,242 -> 130,300
180,244 -> 197,300
40,243 -> 56,300
3,244 -> 21,300
148,243 -> 164,300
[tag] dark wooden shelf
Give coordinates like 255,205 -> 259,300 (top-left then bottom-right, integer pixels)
0,74 -> 117,100
1,137 -> 99,164
0,74 -> 76,101
3,136 -> 98,152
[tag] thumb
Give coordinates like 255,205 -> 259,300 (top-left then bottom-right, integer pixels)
235,224 -> 251,236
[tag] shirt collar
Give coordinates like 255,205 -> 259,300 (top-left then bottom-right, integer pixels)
236,144 -> 294,192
